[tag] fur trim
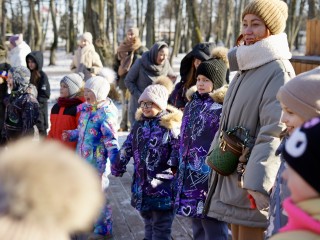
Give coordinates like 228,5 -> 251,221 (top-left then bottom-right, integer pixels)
185,85 -> 228,104
186,85 -> 197,101
135,104 -> 183,130
212,84 -> 228,103
0,139 -> 103,237
211,46 -> 229,68
154,76 -> 174,94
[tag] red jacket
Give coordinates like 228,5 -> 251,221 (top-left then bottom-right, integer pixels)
47,97 -> 84,149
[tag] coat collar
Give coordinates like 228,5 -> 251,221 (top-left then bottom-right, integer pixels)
186,85 -> 228,104
228,33 -> 292,71
135,104 -> 183,130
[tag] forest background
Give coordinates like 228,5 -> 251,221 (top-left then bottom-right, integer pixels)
0,0 -> 319,68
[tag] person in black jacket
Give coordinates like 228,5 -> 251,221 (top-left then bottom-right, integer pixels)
26,51 -> 50,136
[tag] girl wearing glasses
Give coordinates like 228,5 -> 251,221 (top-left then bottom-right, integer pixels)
112,76 -> 182,240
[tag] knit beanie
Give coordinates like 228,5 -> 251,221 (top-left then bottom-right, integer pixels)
127,27 -> 140,37
81,32 -> 93,44
277,67 -> 320,121
9,34 -> 23,47
9,66 -> 30,89
60,73 -> 84,97
0,138 -> 103,240
242,0 -> 288,35
85,76 -> 110,101
196,58 -> 227,90
283,117 -> 320,193
138,76 -> 173,111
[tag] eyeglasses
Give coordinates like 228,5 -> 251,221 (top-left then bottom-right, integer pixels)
140,102 -> 153,109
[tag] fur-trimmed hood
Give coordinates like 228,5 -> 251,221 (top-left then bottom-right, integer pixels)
135,104 -> 183,130
185,84 -> 228,104
211,46 -> 229,68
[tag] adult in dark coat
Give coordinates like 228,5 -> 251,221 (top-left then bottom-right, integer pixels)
26,51 -> 51,136
125,41 -> 176,126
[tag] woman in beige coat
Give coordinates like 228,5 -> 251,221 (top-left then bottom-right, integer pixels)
70,32 -> 103,80
203,0 -> 295,239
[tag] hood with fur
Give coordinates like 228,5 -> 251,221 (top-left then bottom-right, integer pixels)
135,104 -> 183,130
186,84 -> 228,104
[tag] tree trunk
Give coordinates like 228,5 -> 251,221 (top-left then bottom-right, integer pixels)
32,0 -> 42,50
205,0 -> 214,42
49,0 -> 58,65
146,0 -> 155,49
0,0 -> 5,46
308,0 -> 316,19
186,0 -> 202,46
69,0 -> 75,52
170,0 -> 182,64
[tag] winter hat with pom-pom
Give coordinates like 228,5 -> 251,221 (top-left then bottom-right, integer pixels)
196,56 -> 227,90
0,138 -> 103,240
97,67 -> 116,85
138,76 -> 173,111
60,72 -> 85,97
85,76 -> 110,101
9,66 -> 30,91
242,0 -> 288,35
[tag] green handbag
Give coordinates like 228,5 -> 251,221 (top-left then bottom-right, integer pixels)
207,126 -> 251,176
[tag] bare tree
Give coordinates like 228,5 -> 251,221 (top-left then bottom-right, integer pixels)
0,0 -> 5,45
49,0 -> 58,65
68,0 -> 76,52
170,0 -> 182,64
146,0 -> 155,48
308,0 -> 316,18
186,0 -> 202,47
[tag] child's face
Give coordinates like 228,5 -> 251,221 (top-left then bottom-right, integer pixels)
84,88 -> 97,104
27,58 -> 37,71
280,102 -> 305,135
140,101 -> 161,118
60,82 -> 70,98
196,74 -> 213,94
282,165 -> 319,203
7,72 -> 13,90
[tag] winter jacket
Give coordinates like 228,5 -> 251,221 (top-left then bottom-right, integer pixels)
114,45 -> 148,90
8,41 -> 31,67
47,97 -> 84,149
0,63 -> 11,135
124,42 -> 176,125
204,33 -> 295,228
266,135 -> 291,238
168,42 -> 216,109
175,86 -> 226,218
270,198 -> 320,240
70,44 -> 103,75
111,105 -> 182,212
2,91 -> 39,143
26,51 -> 51,136
65,99 -> 119,176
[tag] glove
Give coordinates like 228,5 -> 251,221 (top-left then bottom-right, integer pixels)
247,190 -> 270,210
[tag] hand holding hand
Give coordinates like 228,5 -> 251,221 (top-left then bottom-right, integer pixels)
247,190 -> 270,210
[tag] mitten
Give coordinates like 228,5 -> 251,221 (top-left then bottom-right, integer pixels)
247,190 -> 270,210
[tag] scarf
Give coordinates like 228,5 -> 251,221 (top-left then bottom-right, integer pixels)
140,42 -> 171,81
229,33 -> 292,71
117,38 -> 142,77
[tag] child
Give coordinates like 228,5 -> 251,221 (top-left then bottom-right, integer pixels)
111,76 -> 182,240
270,116 -> 320,239
26,51 -> 51,136
1,66 -> 39,144
62,75 -> 119,240
47,72 -> 85,149
175,54 -> 229,239
0,138 -> 103,240
267,67 -> 320,237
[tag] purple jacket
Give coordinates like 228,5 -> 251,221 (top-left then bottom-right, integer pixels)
112,105 -> 183,211
175,86 -> 226,218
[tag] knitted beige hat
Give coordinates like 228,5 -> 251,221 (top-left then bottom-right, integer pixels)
138,76 -> 173,111
81,32 -> 93,44
277,67 -> 320,121
0,139 -> 103,240
242,0 -> 288,35
85,76 -> 110,101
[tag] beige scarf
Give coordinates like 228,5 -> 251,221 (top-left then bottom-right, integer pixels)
117,38 -> 141,76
